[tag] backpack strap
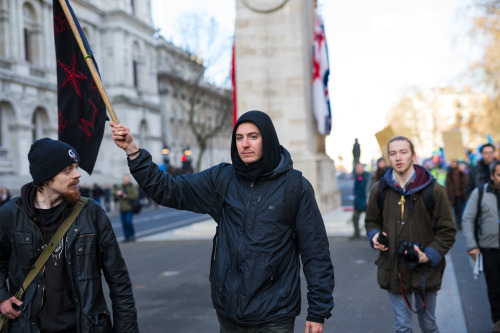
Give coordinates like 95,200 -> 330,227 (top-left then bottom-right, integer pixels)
474,184 -> 485,246
214,164 -> 234,223
421,180 -> 436,229
210,164 -> 234,270
285,169 -> 302,240
376,179 -> 386,218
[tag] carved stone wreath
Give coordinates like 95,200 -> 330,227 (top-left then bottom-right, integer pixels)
241,0 -> 290,14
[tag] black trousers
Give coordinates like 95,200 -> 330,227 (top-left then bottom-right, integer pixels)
217,312 -> 295,333
482,249 -> 500,323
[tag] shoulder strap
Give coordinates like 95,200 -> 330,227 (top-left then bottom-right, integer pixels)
214,164 -> 234,223
210,164 -> 233,270
474,184 -> 484,245
422,180 -> 436,229
285,169 -> 302,239
376,180 -> 386,215
15,197 -> 88,300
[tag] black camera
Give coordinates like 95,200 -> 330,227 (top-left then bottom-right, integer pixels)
377,232 -> 389,247
396,240 -> 423,269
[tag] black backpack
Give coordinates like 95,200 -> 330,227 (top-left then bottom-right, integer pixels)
473,184 -> 485,245
376,179 -> 437,228
210,164 -> 303,266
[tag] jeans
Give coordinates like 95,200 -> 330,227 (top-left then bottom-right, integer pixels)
452,196 -> 465,227
482,249 -> 500,323
352,209 -> 364,237
120,210 -> 135,241
217,313 -> 295,333
388,291 -> 438,333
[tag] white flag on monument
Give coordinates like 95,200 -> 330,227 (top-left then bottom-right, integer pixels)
312,11 -> 332,135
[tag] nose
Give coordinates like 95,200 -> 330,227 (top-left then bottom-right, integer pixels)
241,137 -> 250,147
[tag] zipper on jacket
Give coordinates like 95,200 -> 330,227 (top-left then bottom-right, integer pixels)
29,220 -> 45,314
250,195 -> 263,234
230,181 -> 255,304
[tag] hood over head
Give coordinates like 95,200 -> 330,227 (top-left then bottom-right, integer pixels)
231,110 -> 281,181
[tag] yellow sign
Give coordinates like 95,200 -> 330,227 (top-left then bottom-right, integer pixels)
375,126 -> 396,162
442,131 -> 466,162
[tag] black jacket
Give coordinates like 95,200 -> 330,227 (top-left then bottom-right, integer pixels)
129,148 -> 334,325
0,191 -> 138,333
465,160 -> 491,199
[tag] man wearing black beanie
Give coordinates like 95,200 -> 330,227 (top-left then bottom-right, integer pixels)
111,110 -> 334,333
0,138 -> 139,332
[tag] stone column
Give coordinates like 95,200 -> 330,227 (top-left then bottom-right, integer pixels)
235,0 -> 340,213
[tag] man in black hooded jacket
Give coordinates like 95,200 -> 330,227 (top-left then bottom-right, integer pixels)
110,110 -> 334,333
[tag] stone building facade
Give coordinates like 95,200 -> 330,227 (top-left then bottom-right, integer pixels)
0,0 -> 231,192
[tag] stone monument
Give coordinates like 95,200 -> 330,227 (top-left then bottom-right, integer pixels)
234,0 -> 340,213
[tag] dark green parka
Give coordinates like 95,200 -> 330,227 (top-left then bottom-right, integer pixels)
365,165 -> 456,294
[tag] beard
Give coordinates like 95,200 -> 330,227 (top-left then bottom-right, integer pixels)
63,187 -> 81,203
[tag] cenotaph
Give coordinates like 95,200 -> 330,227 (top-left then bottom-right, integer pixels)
234,0 -> 341,213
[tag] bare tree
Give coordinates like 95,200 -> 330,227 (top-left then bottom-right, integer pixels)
164,11 -> 233,171
464,0 -> 500,136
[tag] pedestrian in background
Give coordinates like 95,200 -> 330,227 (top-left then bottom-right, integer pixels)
367,157 -> 387,192
365,136 -> 456,333
0,188 -> 10,207
465,143 -> 497,199
110,110 -> 334,333
445,159 -> 467,230
462,160 -> 500,333
0,138 -> 138,332
351,163 -> 369,239
92,183 -> 103,205
114,174 -> 138,242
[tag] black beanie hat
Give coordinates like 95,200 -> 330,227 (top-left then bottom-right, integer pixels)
28,138 -> 80,185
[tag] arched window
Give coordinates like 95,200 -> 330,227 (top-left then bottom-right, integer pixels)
0,101 -> 15,163
138,119 -> 148,147
132,41 -> 143,90
22,2 -> 41,66
31,107 -> 48,142
0,0 -> 8,58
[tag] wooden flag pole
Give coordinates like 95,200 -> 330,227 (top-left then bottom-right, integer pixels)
58,0 -> 119,124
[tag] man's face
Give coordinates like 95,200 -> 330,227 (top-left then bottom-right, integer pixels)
388,140 -> 415,176
47,163 -> 81,203
355,163 -> 364,175
481,146 -> 496,165
235,122 -> 263,164
123,175 -> 131,184
491,165 -> 500,189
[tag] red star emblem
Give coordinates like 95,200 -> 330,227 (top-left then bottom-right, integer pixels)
58,54 -> 87,98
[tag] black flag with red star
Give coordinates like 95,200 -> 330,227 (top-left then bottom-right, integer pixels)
53,0 -> 106,175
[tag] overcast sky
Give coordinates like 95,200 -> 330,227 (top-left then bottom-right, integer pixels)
151,0 -> 476,170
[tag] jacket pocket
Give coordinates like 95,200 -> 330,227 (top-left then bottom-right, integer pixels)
375,255 -> 393,290
85,307 -> 111,333
75,234 -> 99,280
11,231 -> 33,269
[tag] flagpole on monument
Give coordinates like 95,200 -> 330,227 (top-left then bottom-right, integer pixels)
57,0 -> 119,124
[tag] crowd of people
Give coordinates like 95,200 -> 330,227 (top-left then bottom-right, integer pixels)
351,140 -> 500,333
0,108 -> 499,332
